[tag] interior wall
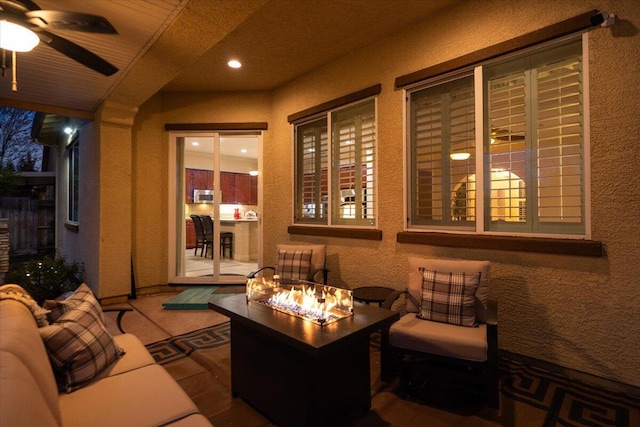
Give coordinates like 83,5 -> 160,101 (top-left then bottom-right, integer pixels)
128,0 -> 640,388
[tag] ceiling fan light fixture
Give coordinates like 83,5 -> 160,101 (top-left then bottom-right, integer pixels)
0,20 -> 39,52
450,152 -> 471,161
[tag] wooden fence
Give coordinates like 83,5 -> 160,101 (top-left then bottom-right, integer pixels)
0,197 -> 55,256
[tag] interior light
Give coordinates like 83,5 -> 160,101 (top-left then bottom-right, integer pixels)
0,21 -> 39,52
228,59 -> 242,69
249,170 -> 259,176
450,152 -> 471,161
240,148 -> 248,153
191,141 -> 200,146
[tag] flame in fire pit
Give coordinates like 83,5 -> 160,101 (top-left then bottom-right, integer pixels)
247,278 -> 353,326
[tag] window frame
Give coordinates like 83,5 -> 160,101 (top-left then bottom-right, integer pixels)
404,33 -> 590,240
292,96 -> 378,230
66,133 -> 79,225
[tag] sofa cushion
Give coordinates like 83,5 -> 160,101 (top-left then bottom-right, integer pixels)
44,283 -> 104,324
0,351 -> 61,427
59,364 -> 203,427
0,300 -> 62,426
92,333 -> 155,381
39,300 -> 125,392
407,257 -> 491,323
389,314 -> 488,362
276,249 -> 313,284
417,268 -> 480,327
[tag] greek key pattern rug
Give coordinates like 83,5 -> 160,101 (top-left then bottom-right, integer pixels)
500,358 -> 640,427
146,322 -> 231,364
146,323 -> 640,427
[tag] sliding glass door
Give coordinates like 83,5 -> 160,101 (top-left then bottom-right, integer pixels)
170,132 -> 261,283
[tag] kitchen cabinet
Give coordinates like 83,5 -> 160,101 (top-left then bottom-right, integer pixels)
185,219 -> 195,249
186,168 -> 214,203
221,172 -> 258,205
186,169 -> 257,205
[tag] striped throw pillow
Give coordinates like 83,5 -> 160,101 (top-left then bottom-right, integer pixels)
275,249 -> 313,284
417,268 -> 481,327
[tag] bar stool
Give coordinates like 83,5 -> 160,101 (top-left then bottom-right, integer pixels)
220,232 -> 233,258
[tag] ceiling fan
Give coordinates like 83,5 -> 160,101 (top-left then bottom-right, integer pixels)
0,0 -> 118,76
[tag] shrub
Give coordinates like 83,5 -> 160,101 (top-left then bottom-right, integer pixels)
3,256 -> 84,304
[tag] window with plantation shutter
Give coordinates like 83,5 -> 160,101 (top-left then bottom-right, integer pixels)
406,35 -> 587,238
409,76 -> 475,227
294,97 -> 377,227
485,38 -> 584,235
331,100 -> 375,226
295,118 -> 328,223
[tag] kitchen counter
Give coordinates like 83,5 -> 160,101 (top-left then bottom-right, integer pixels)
219,219 -> 258,262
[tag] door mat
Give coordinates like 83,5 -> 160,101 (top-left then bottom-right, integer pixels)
162,286 -> 237,310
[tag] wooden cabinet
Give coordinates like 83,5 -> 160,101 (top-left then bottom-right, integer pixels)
221,172 -> 258,205
185,168 -> 214,203
185,220 -> 195,249
186,169 -> 257,205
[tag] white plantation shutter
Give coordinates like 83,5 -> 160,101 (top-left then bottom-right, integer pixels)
295,118 -> 328,223
409,76 -> 475,226
331,100 -> 376,226
486,39 -> 584,234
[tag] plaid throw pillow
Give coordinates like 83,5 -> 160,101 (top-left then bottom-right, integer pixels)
39,300 -> 125,392
275,249 -> 313,284
44,283 -> 105,324
417,268 -> 481,327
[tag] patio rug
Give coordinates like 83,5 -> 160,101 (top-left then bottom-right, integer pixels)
162,286 -> 239,310
145,324 -> 640,427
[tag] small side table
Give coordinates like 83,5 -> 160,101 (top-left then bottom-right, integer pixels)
352,286 -> 395,307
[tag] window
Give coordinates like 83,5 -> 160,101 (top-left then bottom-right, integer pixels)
407,36 -> 586,237
294,98 -> 376,227
67,134 -> 79,223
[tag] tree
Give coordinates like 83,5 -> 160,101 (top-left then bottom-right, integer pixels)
0,107 -> 38,170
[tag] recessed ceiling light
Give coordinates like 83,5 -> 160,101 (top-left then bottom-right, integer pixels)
191,141 -> 200,146
228,59 -> 242,69
240,148 -> 248,153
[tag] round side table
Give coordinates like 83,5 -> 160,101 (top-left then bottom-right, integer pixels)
352,286 -> 395,307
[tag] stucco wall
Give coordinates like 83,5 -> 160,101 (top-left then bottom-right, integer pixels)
131,0 -> 640,387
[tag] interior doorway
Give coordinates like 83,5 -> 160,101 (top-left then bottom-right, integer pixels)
169,132 -> 261,284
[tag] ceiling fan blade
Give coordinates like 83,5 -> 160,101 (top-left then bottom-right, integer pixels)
0,0 -> 41,13
35,29 -> 118,76
25,10 -> 118,33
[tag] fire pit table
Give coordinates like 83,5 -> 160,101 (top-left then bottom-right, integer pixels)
209,291 -> 399,427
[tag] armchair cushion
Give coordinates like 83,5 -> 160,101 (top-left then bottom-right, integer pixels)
389,314 -> 488,362
407,257 -> 491,323
276,249 -> 313,284
417,268 -> 480,327
39,299 -> 125,393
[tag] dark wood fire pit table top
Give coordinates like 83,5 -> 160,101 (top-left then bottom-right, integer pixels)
209,293 -> 399,427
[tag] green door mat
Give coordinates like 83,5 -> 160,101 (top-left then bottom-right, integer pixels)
162,287 -> 219,310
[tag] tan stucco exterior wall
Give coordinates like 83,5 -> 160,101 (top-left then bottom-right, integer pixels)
123,0 -> 640,388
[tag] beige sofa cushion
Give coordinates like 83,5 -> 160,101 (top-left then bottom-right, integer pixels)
389,313 -> 488,362
407,257 -> 490,323
59,364 -> 201,427
93,333 -> 156,381
0,351 -> 61,427
0,300 -> 62,426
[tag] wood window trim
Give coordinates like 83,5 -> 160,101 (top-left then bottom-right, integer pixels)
289,225 -> 382,241
395,9 -> 597,89
164,122 -> 268,131
397,232 -> 604,257
287,84 -> 382,123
